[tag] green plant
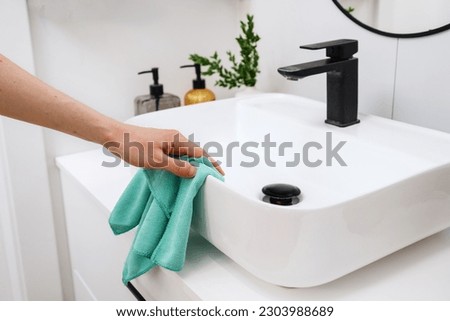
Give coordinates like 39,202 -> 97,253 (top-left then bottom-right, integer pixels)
189,14 -> 261,89
346,6 -> 355,14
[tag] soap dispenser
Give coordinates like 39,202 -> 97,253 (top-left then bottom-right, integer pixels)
180,64 -> 216,105
134,68 -> 181,115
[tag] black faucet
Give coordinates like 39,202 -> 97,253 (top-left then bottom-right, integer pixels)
278,39 -> 360,127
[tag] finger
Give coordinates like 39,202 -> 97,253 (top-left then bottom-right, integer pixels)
162,154 -> 197,178
174,142 -> 204,158
168,132 -> 225,176
200,148 -> 225,176
207,156 -> 225,176
175,142 -> 225,176
168,133 -> 204,157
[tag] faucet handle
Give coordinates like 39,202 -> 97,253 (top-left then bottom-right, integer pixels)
300,39 -> 358,60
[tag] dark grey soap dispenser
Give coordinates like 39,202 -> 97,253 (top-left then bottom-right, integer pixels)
134,68 -> 181,115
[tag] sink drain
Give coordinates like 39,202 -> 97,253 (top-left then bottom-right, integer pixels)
262,183 -> 301,206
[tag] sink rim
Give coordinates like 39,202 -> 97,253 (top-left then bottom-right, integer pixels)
127,93 -> 450,212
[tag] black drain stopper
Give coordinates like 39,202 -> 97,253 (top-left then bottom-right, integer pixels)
262,183 -> 301,206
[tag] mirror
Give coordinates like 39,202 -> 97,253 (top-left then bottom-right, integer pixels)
332,0 -> 450,38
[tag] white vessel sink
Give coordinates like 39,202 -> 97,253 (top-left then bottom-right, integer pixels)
127,93 -> 450,287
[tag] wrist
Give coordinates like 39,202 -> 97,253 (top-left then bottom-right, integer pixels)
99,119 -> 127,146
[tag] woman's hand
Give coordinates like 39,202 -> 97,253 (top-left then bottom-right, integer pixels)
105,124 -> 224,178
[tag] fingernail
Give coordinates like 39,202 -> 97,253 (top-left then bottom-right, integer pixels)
188,166 -> 197,177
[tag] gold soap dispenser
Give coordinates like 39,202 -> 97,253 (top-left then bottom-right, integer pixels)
180,64 -> 215,105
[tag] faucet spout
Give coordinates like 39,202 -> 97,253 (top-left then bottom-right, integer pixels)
278,58 -> 347,80
278,39 -> 360,127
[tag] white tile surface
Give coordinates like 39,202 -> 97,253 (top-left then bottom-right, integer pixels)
393,32 -> 450,133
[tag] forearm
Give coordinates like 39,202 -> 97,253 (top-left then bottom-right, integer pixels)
0,54 -> 224,177
0,54 -> 121,145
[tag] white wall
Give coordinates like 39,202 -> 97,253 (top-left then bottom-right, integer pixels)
0,119 -> 24,300
0,0 -> 62,300
394,34 -> 450,133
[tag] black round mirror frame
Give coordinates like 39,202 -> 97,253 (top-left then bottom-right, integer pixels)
332,0 -> 450,38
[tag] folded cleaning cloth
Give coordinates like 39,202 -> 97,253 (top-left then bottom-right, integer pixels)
109,156 -> 223,284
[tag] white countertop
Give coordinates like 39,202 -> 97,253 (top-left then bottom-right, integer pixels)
56,149 -> 450,300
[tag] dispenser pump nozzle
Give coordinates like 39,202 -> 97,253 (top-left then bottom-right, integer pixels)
180,64 -> 206,89
137,68 -> 164,97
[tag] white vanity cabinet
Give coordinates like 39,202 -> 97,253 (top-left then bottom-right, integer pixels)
58,154 -> 135,300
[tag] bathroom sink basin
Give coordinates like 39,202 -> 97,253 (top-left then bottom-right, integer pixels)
127,93 -> 450,287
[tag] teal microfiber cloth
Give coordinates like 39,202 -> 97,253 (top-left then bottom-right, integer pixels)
109,156 -> 223,284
